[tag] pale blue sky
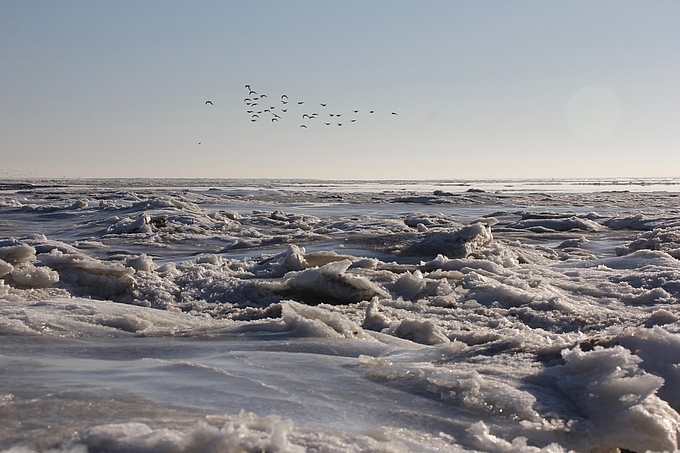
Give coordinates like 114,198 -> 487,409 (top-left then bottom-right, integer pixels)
1,1 -> 678,179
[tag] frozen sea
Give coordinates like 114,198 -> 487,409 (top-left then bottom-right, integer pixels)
2,177 -> 680,452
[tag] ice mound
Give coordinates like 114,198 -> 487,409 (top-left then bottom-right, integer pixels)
359,343 -> 543,429
617,327 -> 680,413
5,263 -> 59,288
39,409 -> 411,453
72,411 -> 305,453
38,249 -> 135,299
508,215 -> 602,232
283,260 -> 389,304
466,421 -> 565,453
402,222 -> 493,259
280,300 -> 373,340
548,345 -> 680,452
616,227 -> 680,258
386,318 -> 450,345
0,243 -> 36,265
390,270 -> 452,300
269,244 -> 354,274
0,244 -> 60,289
107,213 -> 155,234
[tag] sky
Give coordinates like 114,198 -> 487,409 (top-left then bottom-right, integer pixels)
1,1 -> 679,180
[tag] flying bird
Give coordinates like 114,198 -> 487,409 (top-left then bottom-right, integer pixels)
391,112 -> 398,116
300,124 -> 307,128
205,101 -> 213,105
298,101 -> 304,105
320,103 -> 327,107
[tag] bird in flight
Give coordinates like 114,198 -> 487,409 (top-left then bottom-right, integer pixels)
240,83 -> 398,130
205,101 -> 213,105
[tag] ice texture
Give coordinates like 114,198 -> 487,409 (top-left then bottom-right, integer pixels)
2,178 -> 680,452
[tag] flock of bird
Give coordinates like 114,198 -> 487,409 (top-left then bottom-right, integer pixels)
204,84 -> 398,130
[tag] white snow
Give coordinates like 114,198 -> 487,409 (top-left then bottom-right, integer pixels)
2,178 -> 680,452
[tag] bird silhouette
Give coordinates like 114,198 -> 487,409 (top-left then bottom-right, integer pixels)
205,101 -> 213,105
241,84 -> 398,130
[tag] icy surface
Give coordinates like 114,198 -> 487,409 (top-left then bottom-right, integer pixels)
2,178 -> 680,452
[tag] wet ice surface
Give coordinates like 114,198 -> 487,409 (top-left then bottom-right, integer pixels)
2,178 -> 680,452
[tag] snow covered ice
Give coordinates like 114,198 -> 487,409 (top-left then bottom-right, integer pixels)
2,178 -> 680,452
